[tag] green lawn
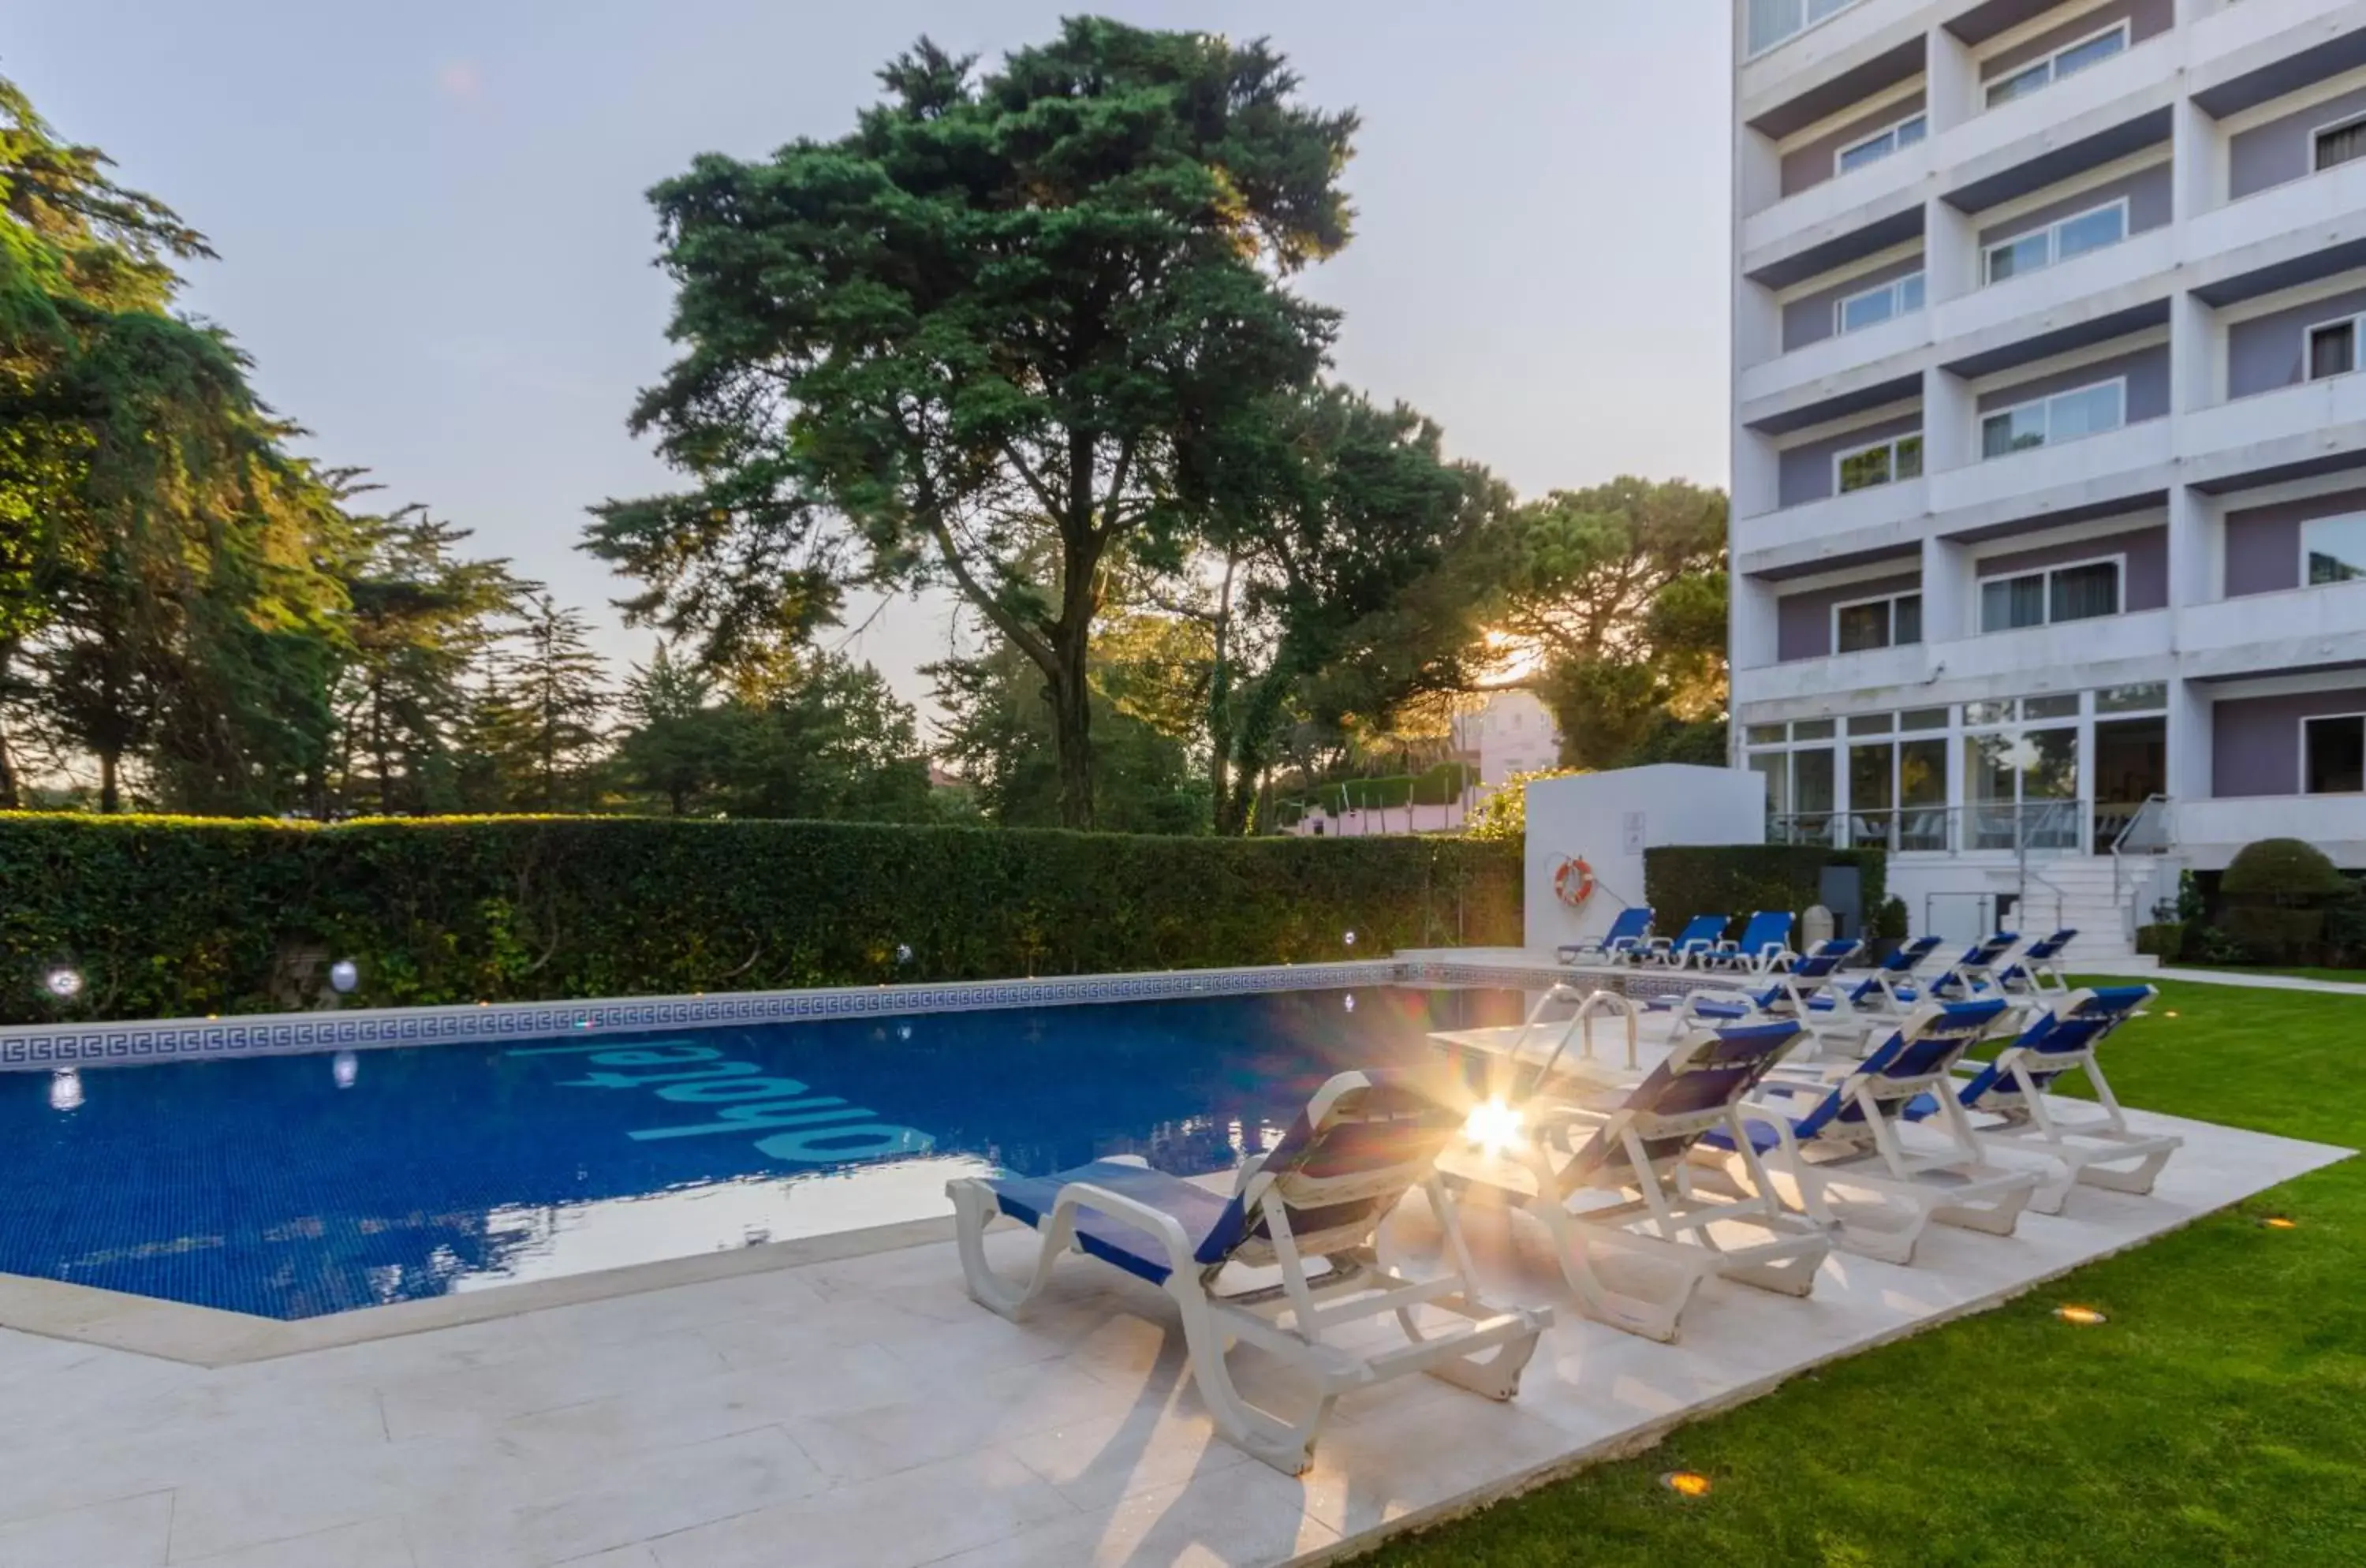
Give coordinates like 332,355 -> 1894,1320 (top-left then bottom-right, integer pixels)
2174,965 -> 2366,987
1365,979 -> 2366,1567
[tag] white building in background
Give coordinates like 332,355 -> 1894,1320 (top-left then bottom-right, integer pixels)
1730,0 -> 2366,951
1453,690 -> 1567,787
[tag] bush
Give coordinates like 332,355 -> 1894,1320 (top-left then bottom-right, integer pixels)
2135,921 -> 2186,960
1872,896 -> 1911,941
2220,838 -> 2349,901
0,813 -> 1524,1024
2221,905 -> 2326,966
1643,846 -> 1887,941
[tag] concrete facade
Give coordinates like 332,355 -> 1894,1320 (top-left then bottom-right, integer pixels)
1733,0 -> 2366,951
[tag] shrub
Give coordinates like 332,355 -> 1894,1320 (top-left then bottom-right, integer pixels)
2189,923 -> 2252,966
0,813 -> 1523,1025
2220,838 -> 2348,901
2221,905 -> 2325,967
1872,896 -> 1912,941
1643,846 -> 1887,940
2135,921 -> 2186,960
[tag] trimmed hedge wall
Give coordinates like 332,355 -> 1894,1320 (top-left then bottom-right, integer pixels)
1642,846 -> 1888,943
0,814 -> 1524,1025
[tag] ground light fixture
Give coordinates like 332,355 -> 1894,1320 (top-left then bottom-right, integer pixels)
42,966 -> 83,1001
329,959 -> 360,994
333,1051 -> 359,1090
2262,1215 -> 2298,1230
2053,1304 -> 2109,1326
1343,993 -> 1357,1013
1343,930 -> 1357,948
48,1069 -> 84,1112
895,943 -> 913,965
1463,1097 -> 1524,1158
1659,1470 -> 1712,1499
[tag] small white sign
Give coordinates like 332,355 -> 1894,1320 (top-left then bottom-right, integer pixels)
1622,811 -> 1647,855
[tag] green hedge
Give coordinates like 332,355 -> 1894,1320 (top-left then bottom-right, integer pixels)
1642,845 -> 1889,944
0,813 -> 1523,1025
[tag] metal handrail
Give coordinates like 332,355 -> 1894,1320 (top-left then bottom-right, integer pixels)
1512,986 -> 1641,1103
2109,794 -> 2173,939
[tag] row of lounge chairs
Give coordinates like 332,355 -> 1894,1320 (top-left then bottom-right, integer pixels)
943,954 -> 2176,1476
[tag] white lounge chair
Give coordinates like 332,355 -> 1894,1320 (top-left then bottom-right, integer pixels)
946,1070 -> 1551,1475
1643,913 -> 1734,971
1908,985 -> 2178,1213
1558,905 -> 1653,967
1704,999 -> 2043,1264
1447,1017 -> 1830,1343
1992,929 -> 2078,998
1705,910 -> 1799,976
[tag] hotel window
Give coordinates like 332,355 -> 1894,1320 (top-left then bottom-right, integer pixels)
1986,22 -> 2130,107
1834,591 -> 1924,653
1836,433 -> 1924,493
1985,200 -> 2129,284
2304,715 -> 2365,794
2307,315 -> 2364,382
1979,558 -> 2122,633
1981,379 -> 2126,457
1836,271 -> 1925,335
1836,112 -> 1928,175
2304,513 -> 2366,585
2315,113 -> 2366,174
1747,0 -> 1862,58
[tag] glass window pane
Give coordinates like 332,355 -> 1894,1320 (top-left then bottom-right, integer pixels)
1836,601 -> 1890,652
2096,682 -> 2167,714
1840,287 -> 1896,334
1751,752 -> 1790,814
2054,204 -> 2126,261
1983,406 -> 2046,457
1894,435 -> 1924,480
1838,131 -> 1894,174
1900,738 -> 1948,805
1981,573 -> 2047,632
1747,0 -> 1807,55
1838,444 -> 1894,492
1964,732 -> 2019,849
2023,693 -> 2081,720
1745,724 -> 1787,746
1793,748 -> 1836,812
1898,272 -> 1926,312
2024,727 -> 2081,799
1987,232 -> 2049,282
1901,706 -> 1948,731
2309,321 -> 2357,381
2047,382 -> 2124,442
2305,715 -> 2366,793
2054,28 -> 2127,80
1896,115 -> 1928,150
1894,592 -> 1924,645
1987,62 -> 2050,106
1793,719 -> 1836,741
2051,562 -> 2121,622
2304,513 -> 2366,584
2321,118 -> 2366,172
1964,700 -> 2013,727
1849,712 -> 1895,735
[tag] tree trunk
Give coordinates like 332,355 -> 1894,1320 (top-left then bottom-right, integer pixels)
1048,645 -> 1094,831
99,749 -> 121,813
0,642 -> 17,809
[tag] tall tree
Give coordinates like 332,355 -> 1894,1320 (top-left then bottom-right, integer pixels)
495,596 -> 609,812
1491,477 -> 1730,771
589,20 -> 1357,827
614,642 -> 726,816
1180,386 -> 1505,833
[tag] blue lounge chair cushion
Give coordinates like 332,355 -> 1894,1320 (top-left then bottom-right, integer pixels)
987,1159 -> 1232,1286
1698,1117 -> 1786,1155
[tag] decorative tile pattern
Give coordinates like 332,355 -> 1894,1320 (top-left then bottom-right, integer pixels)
0,961 -> 1412,1070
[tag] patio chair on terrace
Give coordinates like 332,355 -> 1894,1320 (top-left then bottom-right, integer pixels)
1924,931 -> 2024,1002
1642,913 -> 1732,970
1649,941 -> 1860,1029
1905,984 -> 2177,1213
1558,905 -> 1653,967
1993,929 -> 2078,998
1702,999 -> 2043,1264
946,1070 -> 1551,1476
1706,910 -> 1798,976
1442,1017 -> 1829,1343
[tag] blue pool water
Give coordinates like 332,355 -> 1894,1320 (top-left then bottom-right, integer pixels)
2,986 -> 1524,1319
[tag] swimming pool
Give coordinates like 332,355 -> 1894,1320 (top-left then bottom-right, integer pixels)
2,985 -> 1525,1319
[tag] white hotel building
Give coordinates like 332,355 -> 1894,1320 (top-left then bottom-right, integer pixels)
1730,0 -> 2366,950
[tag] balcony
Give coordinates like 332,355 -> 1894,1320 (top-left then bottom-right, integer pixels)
1741,0 -> 1926,117
2178,584 -> 2366,679
2186,156 -> 2366,289
2181,371 -> 2366,494
2189,0 -> 2366,118
1742,308 -> 1931,406
1733,638 -> 1929,706
1926,417 -> 2173,521
1939,606 -> 2174,682
1744,136 -> 1931,260
1934,227 -> 2176,355
2178,793 -> 2366,857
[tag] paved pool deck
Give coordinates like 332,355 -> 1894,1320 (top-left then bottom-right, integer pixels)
0,1092 -> 2346,1566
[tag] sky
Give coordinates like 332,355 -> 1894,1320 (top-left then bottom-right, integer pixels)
9,1 -> 1733,724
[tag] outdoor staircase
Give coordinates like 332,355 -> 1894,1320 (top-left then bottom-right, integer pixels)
2017,857 -> 2151,963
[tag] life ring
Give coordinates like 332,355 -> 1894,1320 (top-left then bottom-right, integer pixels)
1552,856 -> 1596,908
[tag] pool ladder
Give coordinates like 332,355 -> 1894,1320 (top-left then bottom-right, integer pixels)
1508,985 -> 1640,1104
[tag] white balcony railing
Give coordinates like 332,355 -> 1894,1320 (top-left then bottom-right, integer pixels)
1925,418 -> 2173,517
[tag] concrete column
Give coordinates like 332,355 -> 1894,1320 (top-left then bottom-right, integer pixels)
1732,571 -> 1782,674
1924,364 -> 1975,474
2166,484 -> 2212,610
2168,290 -> 2218,415
1920,532 -> 1969,646
1924,22 -> 1979,135
2166,676 -> 2213,808
1734,425 -> 1782,519
1737,125 -> 1783,220
2171,98 -> 2222,223
1736,276 -> 1784,369
1924,194 -> 1980,304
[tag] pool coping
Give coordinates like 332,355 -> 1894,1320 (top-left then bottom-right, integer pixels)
0,952 -> 1690,1363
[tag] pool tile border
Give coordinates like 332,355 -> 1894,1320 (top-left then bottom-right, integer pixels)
0,954 -> 1700,1071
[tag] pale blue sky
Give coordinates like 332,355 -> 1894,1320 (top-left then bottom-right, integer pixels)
12,1 -> 1732,715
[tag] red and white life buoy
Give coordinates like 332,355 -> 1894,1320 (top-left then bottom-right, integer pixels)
1552,856 -> 1596,908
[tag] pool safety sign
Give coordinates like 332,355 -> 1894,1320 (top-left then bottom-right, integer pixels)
507,1040 -> 935,1164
